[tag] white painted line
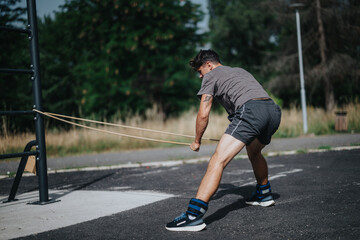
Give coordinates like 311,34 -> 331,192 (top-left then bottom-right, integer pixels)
268,164 -> 285,168
268,169 -> 303,181
0,190 -> 173,239
237,169 -> 303,187
226,169 -> 254,175
267,150 -> 298,156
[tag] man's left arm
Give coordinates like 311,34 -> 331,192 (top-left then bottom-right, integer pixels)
190,94 -> 213,152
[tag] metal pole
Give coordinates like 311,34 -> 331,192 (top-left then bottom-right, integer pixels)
4,140 -> 37,202
0,110 -> 34,116
0,68 -> 33,74
0,151 -> 37,160
0,26 -> 31,34
27,0 -> 50,204
295,9 -> 308,134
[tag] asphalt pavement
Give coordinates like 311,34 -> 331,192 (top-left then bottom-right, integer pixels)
0,133 -> 360,239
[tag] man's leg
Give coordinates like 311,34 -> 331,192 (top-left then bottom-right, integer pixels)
245,138 -> 275,207
196,134 -> 246,203
246,138 -> 267,185
166,134 -> 245,232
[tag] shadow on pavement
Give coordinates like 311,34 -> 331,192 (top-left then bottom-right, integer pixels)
205,184 -> 280,226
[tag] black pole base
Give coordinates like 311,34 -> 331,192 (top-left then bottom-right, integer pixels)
27,198 -> 61,205
2,198 -> 19,203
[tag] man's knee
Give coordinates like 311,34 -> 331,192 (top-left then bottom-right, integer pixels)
208,152 -> 230,169
246,149 -> 262,162
246,139 -> 265,161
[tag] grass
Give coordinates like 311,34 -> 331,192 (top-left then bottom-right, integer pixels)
317,146 -> 332,150
273,103 -> 360,138
1,103 -> 359,159
296,149 -> 307,154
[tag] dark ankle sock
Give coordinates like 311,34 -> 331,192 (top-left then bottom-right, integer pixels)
257,181 -> 271,194
186,198 -> 208,218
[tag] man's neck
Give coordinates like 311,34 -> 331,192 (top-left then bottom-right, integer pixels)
211,63 -> 222,70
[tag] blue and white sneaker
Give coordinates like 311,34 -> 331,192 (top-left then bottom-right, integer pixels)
166,198 -> 208,232
165,213 -> 206,232
245,181 -> 275,207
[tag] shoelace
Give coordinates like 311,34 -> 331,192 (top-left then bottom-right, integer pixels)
174,213 -> 187,222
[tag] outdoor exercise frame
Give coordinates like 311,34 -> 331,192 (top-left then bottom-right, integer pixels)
0,0 -> 53,205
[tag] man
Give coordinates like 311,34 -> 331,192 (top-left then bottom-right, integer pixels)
165,49 -> 282,232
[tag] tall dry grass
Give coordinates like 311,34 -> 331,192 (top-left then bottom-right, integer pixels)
1,104 -> 359,158
274,103 -> 360,138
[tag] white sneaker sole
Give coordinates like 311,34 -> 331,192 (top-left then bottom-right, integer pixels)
245,200 -> 275,207
165,223 -> 206,232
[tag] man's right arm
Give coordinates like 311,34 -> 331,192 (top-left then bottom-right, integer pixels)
190,94 -> 213,152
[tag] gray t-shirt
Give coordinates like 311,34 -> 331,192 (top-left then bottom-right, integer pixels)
197,65 -> 270,115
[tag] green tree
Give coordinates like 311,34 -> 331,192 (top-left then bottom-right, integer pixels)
0,0 -> 33,132
265,0 -> 360,110
208,0 -> 360,110
39,0 -> 204,120
208,0 -> 277,83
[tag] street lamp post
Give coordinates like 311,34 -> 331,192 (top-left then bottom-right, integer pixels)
290,3 -> 308,134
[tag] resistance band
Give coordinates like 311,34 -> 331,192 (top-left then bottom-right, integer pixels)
33,109 -> 219,146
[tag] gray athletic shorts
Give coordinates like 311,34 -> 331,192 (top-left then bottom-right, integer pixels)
225,99 -> 281,146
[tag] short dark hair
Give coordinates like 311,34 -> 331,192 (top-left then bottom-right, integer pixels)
189,49 -> 221,71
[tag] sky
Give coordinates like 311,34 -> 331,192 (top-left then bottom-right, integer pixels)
18,0 -> 65,18
18,0 -> 209,32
